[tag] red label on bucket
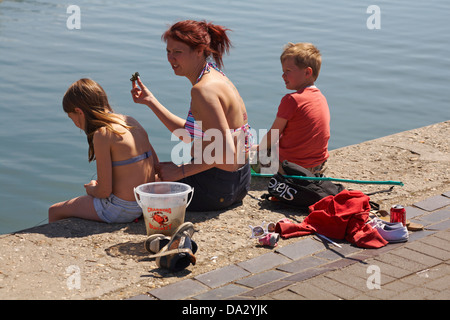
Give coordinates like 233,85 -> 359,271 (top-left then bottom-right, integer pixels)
147,207 -> 172,213
148,210 -> 171,229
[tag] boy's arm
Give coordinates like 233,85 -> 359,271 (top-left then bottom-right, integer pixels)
258,117 -> 288,151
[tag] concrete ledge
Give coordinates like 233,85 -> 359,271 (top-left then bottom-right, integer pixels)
0,120 -> 448,300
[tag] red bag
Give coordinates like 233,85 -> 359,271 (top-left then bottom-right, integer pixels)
275,190 -> 388,249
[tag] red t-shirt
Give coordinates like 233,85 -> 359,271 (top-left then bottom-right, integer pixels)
276,86 -> 330,168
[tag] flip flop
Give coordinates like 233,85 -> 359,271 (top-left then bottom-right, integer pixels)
406,221 -> 424,231
144,234 -> 171,254
148,222 -> 197,272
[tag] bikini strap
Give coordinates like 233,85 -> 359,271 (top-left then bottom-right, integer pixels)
112,150 -> 152,167
196,62 -> 225,83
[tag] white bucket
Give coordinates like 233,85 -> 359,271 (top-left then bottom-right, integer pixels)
134,182 -> 194,236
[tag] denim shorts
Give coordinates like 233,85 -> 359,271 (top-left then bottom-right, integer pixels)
93,194 -> 143,223
178,162 -> 251,212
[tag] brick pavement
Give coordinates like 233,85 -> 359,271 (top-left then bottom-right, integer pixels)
131,191 -> 450,300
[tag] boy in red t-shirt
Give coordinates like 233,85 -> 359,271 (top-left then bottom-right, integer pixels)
253,42 -> 330,175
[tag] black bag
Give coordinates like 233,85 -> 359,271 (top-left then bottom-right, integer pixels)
267,161 -> 345,207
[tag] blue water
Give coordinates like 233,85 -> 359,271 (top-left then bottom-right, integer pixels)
1,0 -> 449,234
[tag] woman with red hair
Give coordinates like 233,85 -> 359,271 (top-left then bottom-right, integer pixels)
131,20 -> 252,211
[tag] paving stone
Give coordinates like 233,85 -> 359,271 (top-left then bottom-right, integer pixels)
237,252 -> 291,273
404,206 -> 428,219
393,286 -> 439,300
275,237 -> 325,260
390,247 -> 442,267
404,240 -> 450,261
266,289 -> 306,300
401,264 -> 450,287
194,264 -> 250,289
424,289 -> 450,300
363,259 -> 411,279
423,274 -> 450,291
420,234 -> 450,251
330,260 -> 401,288
239,280 -> 293,298
325,268 -> 368,292
313,242 -> 362,261
408,229 -> 435,242
351,294 -> 382,300
382,279 -> 415,293
374,252 -> 428,273
414,195 -> 450,211
313,249 -> 342,261
235,270 -> 288,288
434,229 -> 450,242
148,279 -> 208,300
282,267 -> 333,282
418,208 -> 450,223
277,256 -> 326,273
349,248 -> 392,262
288,281 -> 341,300
427,218 -> 450,231
304,275 -> 363,300
360,283 -> 400,300
193,284 -> 248,300
441,191 -> 450,198
321,256 -> 360,270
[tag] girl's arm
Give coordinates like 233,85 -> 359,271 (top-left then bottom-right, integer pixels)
84,128 -> 113,198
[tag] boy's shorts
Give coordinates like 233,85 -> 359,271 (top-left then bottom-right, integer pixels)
178,162 -> 251,212
93,194 -> 142,223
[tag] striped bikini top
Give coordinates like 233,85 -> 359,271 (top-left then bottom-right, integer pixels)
184,62 -> 253,151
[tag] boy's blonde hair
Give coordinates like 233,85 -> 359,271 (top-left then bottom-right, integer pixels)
280,42 -> 322,81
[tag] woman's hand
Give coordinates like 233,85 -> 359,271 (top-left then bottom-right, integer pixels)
131,77 -> 155,106
158,161 -> 183,181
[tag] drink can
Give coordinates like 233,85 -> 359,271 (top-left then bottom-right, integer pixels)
390,205 -> 406,226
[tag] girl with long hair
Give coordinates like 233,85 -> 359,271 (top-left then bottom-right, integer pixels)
49,78 -> 158,223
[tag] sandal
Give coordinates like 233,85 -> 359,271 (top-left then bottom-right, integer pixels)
148,222 -> 198,272
406,221 -> 424,231
144,234 -> 171,254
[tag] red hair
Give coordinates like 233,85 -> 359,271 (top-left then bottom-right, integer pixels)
162,20 -> 232,69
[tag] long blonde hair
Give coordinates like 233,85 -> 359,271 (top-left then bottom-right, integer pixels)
62,78 -> 130,162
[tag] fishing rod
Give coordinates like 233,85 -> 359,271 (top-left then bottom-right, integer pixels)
251,172 -> 404,186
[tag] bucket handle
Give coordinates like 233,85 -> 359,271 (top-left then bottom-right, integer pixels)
134,186 -> 194,208
134,188 -> 143,208
186,187 -> 194,207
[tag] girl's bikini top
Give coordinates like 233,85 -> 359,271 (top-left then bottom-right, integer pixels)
184,62 -> 253,152
112,150 -> 152,167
